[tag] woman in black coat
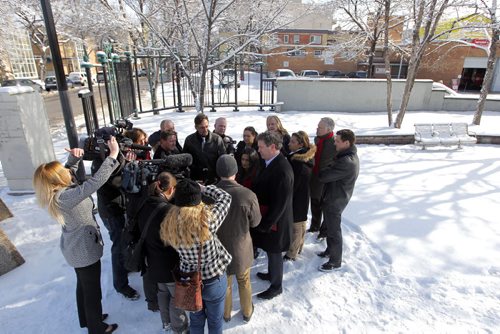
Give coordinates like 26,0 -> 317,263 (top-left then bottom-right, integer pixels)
136,173 -> 188,333
284,131 -> 316,261
234,126 -> 258,166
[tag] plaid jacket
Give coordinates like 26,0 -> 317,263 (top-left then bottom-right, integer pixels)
176,185 -> 232,280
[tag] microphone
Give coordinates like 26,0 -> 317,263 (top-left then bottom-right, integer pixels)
120,138 -> 152,151
164,153 -> 193,170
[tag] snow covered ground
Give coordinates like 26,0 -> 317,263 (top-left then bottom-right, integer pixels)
1,106 -> 500,333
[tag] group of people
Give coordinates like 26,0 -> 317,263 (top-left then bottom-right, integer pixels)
32,113 -> 360,334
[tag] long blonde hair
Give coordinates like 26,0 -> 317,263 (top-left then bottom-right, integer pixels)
266,115 -> 289,137
33,161 -> 72,225
160,204 -> 213,248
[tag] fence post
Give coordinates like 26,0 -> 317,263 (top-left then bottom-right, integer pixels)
233,57 -> 239,112
125,51 -> 140,119
210,67 -> 216,112
175,62 -> 184,112
258,62 -> 264,111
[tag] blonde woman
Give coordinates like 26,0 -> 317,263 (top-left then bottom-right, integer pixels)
266,115 -> 291,155
160,179 -> 231,334
33,137 -> 120,334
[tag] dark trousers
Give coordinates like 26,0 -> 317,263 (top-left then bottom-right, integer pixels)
143,270 -> 158,304
75,260 -> 107,334
310,198 -> 327,234
323,206 -> 343,265
267,252 -> 283,291
101,215 -> 128,292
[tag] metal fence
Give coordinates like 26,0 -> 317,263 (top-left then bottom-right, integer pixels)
80,53 -> 278,137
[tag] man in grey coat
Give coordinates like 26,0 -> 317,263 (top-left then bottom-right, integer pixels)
215,155 -> 261,323
317,129 -> 359,272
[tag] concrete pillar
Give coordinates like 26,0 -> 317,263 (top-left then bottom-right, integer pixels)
0,86 -> 55,192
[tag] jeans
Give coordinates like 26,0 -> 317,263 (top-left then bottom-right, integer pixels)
224,268 -> 252,319
158,282 -> 188,333
190,274 -> 227,334
323,206 -> 343,265
75,260 -> 107,334
101,215 -> 128,292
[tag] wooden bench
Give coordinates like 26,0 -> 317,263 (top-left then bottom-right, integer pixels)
414,123 -> 477,149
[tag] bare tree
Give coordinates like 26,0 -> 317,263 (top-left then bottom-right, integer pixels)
383,0 -> 393,125
124,0 -> 296,112
473,0 -> 498,125
393,0 -> 452,128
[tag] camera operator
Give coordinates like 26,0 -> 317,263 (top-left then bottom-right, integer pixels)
153,130 -> 180,159
123,128 -> 151,160
214,117 -> 236,155
92,149 -> 140,301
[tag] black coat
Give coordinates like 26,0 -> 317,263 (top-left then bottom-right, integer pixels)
310,132 -> 336,200
318,145 -> 359,214
183,131 -> 226,184
137,195 -> 179,283
234,141 -> 258,167
251,153 -> 293,253
288,146 -> 316,222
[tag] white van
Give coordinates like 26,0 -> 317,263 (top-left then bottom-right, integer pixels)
68,72 -> 96,86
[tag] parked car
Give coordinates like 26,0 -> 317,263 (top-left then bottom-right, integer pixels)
274,69 -> 296,78
68,72 -> 96,86
220,69 -> 240,88
44,76 -> 73,91
299,70 -> 320,77
322,70 -> 347,78
346,71 -> 368,78
1,79 -> 44,93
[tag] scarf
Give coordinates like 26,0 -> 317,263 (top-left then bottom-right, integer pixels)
313,132 -> 334,175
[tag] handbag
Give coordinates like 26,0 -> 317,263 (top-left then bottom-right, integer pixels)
123,204 -> 166,272
173,246 -> 203,312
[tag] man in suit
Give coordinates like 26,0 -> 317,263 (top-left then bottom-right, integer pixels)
252,131 -> 294,300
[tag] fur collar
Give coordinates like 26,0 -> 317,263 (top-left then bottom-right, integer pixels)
290,145 -> 316,163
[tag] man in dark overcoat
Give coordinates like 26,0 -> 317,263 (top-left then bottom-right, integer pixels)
309,117 -> 336,238
252,131 -> 294,300
215,155 -> 261,322
317,129 -> 359,272
183,113 -> 226,184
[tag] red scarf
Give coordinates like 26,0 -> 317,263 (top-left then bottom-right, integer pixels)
313,132 -> 334,175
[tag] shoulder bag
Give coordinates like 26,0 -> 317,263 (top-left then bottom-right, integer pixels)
173,246 -> 203,312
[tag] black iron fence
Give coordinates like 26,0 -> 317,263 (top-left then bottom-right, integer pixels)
80,53 -> 278,137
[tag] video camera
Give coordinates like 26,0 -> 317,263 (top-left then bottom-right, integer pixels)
82,119 -> 151,161
121,154 -> 193,193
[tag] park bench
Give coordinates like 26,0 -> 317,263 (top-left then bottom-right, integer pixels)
414,123 -> 477,149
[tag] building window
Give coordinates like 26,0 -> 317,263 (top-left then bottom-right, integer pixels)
310,35 -> 321,44
283,35 -> 289,44
314,50 -> 322,57
293,34 -> 300,44
7,32 -> 38,79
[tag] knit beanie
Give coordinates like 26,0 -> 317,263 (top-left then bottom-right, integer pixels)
216,154 -> 238,178
175,179 -> 202,207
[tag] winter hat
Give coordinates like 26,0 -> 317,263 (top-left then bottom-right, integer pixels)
175,179 -> 202,207
216,154 -> 238,178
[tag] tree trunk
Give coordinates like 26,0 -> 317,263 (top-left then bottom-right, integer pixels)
473,7 -> 498,125
394,57 -> 421,128
384,0 -> 393,126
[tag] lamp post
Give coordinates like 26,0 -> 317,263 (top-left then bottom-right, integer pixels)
40,0 -> 78,149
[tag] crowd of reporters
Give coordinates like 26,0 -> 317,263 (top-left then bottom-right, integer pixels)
33,113 -> 359,334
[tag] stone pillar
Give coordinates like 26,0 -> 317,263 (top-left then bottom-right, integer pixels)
0,86 -> 55,192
